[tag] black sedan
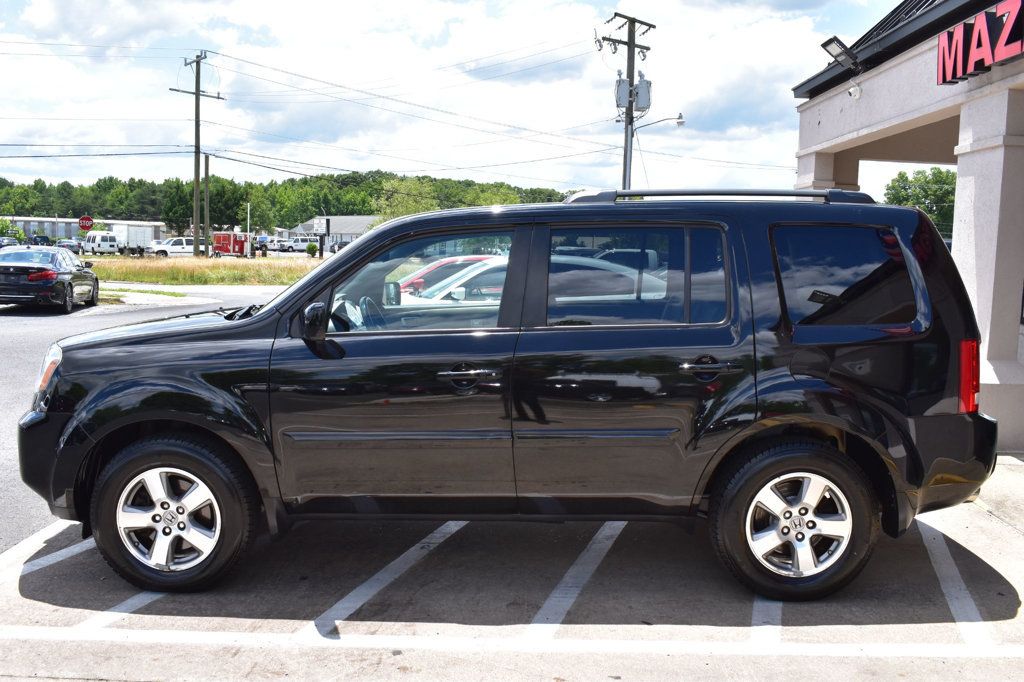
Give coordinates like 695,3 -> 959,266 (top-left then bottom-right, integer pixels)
0,246 -> 99,313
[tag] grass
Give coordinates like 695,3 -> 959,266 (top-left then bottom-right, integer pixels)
91,257 -> 320,285
104,287 -> 187,297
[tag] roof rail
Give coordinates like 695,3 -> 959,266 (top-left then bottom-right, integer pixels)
563,188 -> 875,205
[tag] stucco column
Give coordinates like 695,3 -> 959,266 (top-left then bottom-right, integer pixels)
795,151 -> 860,190
952,89 -> 1024,364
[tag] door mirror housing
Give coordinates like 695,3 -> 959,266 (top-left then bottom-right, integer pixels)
83,261 -> 94,268
384,281 -> 401,306
301,302 -> 327,342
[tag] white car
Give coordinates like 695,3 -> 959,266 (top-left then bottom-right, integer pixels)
84,232 -> 119,255
148,237 -> 207,257
284,236 -> 318,252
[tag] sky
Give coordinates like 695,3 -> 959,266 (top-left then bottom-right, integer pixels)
0,0 -> 942,201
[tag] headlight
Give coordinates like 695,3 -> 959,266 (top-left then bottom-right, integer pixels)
36,344 -> 62,393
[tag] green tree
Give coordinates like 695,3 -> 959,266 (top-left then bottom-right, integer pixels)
371,177 -> 439,225
884,167 -> 956,237
237,184 -> 275,231
160,178 -> 192,235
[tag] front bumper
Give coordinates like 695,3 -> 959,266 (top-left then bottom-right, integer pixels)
19,410 -> 91,520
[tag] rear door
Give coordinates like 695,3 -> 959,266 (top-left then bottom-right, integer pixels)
511,220 -> 755,515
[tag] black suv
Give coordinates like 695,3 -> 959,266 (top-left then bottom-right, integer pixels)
19,189 -> 996,599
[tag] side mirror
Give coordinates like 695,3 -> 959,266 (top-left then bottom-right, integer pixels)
301,302 -> 327,342
384,281 -> 401,306
450,286 -> 466,302
83,261 -> 94,268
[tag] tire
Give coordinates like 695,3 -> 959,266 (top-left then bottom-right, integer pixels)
709,439 -> 880,601
90,435 -> 259,592
59,283 -> 74,314
85,279 -> 99,307
156,251 -> 168,258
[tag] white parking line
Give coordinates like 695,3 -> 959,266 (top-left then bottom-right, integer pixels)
526,521 -> 626,638
75,591 -> 165,630
749,595 -> 782,644
0,521 -> 76,576
917,518 -> 994,647
1,624 -> 1023,657
19,539 -> 95,578
305,521 -> 468,638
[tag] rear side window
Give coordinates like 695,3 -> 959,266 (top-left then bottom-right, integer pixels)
773,225 -> 916,326
546,225 -> 728,326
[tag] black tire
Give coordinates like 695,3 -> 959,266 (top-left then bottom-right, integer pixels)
59,283 -> 74,314
85,279 -> 99,306
90,435 -> 259,592
709,439 -> 880,601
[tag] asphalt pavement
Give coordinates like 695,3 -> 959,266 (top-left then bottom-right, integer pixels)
1,290 -> 1023,679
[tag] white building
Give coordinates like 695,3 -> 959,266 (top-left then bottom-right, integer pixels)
2,216 -> 165,241
793,0 -> 1024,449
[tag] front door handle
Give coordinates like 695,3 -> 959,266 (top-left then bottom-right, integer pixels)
437,368 -> 502,379
679,359 -> 742,375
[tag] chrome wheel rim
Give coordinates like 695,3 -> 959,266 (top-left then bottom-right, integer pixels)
115,466 -> 222,572
744,471 -> 853,578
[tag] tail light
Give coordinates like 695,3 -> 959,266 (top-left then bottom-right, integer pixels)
958,339 -> 980,413
27,269 -> 58,282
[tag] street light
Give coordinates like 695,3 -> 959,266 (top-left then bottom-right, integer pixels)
621,113 -> 685,190
821,36 -> 861,72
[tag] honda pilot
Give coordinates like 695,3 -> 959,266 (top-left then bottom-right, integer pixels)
19,188 -> 997,599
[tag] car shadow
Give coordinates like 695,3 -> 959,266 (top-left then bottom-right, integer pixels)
12,518 -> 1021,630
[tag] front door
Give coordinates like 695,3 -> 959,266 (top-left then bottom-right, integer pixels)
511,221 -> 755,515
269,226 -> 528,514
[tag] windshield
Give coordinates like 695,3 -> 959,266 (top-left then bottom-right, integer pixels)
0,250 -> 55,264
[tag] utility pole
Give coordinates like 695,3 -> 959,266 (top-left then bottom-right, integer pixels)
170,50 -> 223,257
600,13 -> 655,190
203,154 -> 211,257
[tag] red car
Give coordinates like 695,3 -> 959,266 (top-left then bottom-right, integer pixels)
399,255 -> 492,294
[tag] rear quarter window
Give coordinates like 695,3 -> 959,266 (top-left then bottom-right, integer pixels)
773,225 -> 916,326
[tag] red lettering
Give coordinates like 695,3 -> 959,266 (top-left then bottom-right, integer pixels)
938,24 -> 966,84
967,13 -> 996,73
994,0 -> 1023,62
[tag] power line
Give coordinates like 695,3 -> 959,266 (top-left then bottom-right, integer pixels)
0,151 -> 193,159
0,38 -> 194,51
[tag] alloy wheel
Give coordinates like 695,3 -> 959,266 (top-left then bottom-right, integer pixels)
115,466 -> 222,572
744,471 -> 853,578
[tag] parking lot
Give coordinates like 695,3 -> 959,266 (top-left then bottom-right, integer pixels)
2,296 -> 1024,679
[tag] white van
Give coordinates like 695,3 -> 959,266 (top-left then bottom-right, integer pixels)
284,236 -> 318,252
84,231 -> 119,255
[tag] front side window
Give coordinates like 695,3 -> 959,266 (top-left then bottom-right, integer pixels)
546,225 -> 727,326
773,225 -> 917,326
327,231 -> 513,333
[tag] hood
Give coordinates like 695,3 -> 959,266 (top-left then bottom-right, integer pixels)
58,309 -> 233,350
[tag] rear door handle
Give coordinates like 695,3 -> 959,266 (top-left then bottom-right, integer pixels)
436,368 -> 502,379
679,361 -> 742,374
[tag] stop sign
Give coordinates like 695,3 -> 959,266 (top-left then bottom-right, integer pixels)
78,216 -> 94,231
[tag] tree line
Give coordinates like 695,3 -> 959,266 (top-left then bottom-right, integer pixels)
0,172 -> 567,235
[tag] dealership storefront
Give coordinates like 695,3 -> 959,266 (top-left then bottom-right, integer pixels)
793,0 -> 1024,449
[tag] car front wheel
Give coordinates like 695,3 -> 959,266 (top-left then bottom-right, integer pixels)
91,435 -> 259,591
709,440 -> 879,600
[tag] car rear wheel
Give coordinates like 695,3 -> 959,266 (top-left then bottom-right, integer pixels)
59,284 -> 74,314
91,435 -> 259,591
709,440 -> 880,600
85,280 -> 99,307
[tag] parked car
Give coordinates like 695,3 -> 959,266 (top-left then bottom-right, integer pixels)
328,240 -> 351,254
284,236 -> 318,252
0,245 -> 98,313
29,235 -> 52,246
84,231 -> 119,255
397,254 -> 492,294
19,188 -> 995,599
56,239 -> 84,255
149,237 -> 207,257
0,236 -> 20,248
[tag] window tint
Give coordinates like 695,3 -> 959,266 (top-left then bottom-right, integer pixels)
328,231 -> 513,332
546,226 -> 726,326
773,225 -> 917,326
